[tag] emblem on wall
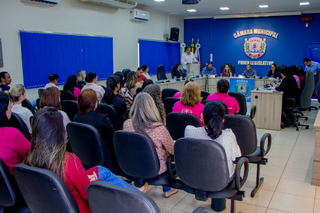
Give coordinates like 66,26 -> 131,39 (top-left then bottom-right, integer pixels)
244,37 -> 266,59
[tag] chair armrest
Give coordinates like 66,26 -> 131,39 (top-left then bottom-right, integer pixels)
260,133 -> 272,157
284,98 -> 296,109
250,105 -> 256,119
166,154 -> 177,179
234,157 -> 249,191
192,207 -> 210,213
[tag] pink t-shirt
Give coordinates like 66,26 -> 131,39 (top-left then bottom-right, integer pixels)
207,93 -> 240,115
173,92 -> 182,99
74,87 -> 81,101
221,70 -> 233,77
293,75 -> 301,89
172,101 -> 204,126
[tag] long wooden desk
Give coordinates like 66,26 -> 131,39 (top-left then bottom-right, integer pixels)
312,112 -> 320,186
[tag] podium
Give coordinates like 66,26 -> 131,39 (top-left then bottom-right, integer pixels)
187,63 -> 200,77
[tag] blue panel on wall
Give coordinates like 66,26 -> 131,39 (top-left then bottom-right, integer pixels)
20,32 -> 113,89
139,39 -> 180,75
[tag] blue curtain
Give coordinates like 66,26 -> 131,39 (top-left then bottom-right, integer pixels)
20,32 -> 113,89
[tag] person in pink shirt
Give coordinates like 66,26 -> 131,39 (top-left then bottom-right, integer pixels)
0,92 -> 30,174
172,79 -> 193,99
64,75 -> 81,101
207,79 -> 240,115
172,82 -> 204,125
221,64 -> 233,77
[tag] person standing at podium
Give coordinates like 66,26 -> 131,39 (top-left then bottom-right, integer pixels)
201,61 -> 217,76
181,46 -> 197,75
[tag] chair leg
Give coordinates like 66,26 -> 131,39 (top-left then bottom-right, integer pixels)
0,206 -> 4,213
230,199 -> 235,213
251,164 -> 264,198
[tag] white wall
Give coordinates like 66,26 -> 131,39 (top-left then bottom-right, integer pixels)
0,0 -> 184,100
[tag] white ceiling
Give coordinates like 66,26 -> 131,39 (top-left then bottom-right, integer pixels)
135,0 -> 320,18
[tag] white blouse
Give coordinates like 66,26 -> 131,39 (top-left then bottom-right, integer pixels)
12,104 -> 33,133
184,126 -> 241,177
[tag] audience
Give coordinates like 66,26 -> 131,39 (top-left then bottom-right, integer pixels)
207,79 -> 240,115
0,71 -> 12,92
64,75 -> 81,101
172,82 -> 204,125
221,64 -> 233,77
81,72 -> 105,103
141,64 -> 151,79
123,93 -> 177,198
143,84 -> 166,124
125,71 -> 140,96
44,73 -> 59,89
0,92 -> 30,174
24,107 -> 147,213
9,84 -> 33,133
173,79 -> 192,99
77,70 -> 86,90
136,67 -> 147,83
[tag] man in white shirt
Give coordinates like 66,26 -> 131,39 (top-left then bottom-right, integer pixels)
81,72 -> 105,103
181,46 -> 197,74
44,73 -> 59,89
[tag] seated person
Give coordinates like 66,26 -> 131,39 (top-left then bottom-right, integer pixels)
0,92 -> 30,174
172,82 -> 204,126
123,93 -> 177,198
44,73 -> 59,89
143,84 -> 166,124
173,64 -> 186,78
77,70 -> 86,89
63,75 -> 81,101
268,63 -> 281,78
289,65 -> 301,89
206,79 -> 240,115
9,84 -> 33,133
201,61 -> 217,76
24,108 -> 148,213
173,79 -> 193,99
221,64 -> 233,77
136,67 -> 147,83
142,79 -> 154,91
241,64 -> 257,78
81,72 -> 105,103
124,71 -> 140,96
184,101 -> 241,211
0,71 -> 12,92
141,64 -> 151,79
275,67 -> 299,126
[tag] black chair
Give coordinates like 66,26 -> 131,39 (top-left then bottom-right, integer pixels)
22,98 -> 35,115
113,131 -> 180,188
9,113 -> 30,141
171,66 -> 175,79
122,69 -> 131,82
156,65 -> 168,80
164,97 -> 180,114
12,164 -> 79,213
60,90 -> 76,102
38,89 -> 44,98
220,64 -> 235,76
0,160 -> 30,213
174,138 -> 249,213
201,91 -> 210,100
161,88 -> 179,103
136,87 -> 143,93
61,100 -> 79,121
36,98 -> 40,110
228,92 -> 247,115
95,103 -> 122,130
201,100 -> 229,114
77,82 -> 85,90
166,113 -> 201,140
124,108 -> 130,121
223,115 -> 272,198
314,68 -> 320,96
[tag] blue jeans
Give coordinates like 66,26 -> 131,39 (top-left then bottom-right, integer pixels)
97,166 -> 136,190
162,186 -> 171,193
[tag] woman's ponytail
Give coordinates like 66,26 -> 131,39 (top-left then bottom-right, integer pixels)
205,113 -> 223,139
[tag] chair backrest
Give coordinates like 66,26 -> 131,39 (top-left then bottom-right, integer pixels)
61,100 -> 79,121
124,108 -> 130,121
166,113 -> 201,140
223,115 -> 257,156
67,122 -> 106,167
314,69 -> 320,95
9,112 -> 30,141
162,88 -> 179,103
36,98 -> 40,110
77,82 -> 85,90
113,131 -> 160,179
157,65 -> 167,80
174,138 -> 229,192
95,103 -> 121,130
200,91 -> 210,100
38,89 -> 44,98
87,181 -> 160,213
0,159 -> 16,207
22,98 -> 35,115
228,92 -> 247,115
60,90 -> 76,101
201,100 -> 229,114
171,66 -> 175,79
12,164 -> 79,213
300,71 -> 314,109
164,97 -> 180,114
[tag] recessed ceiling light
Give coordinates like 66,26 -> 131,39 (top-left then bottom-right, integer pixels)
154,0 -> 165,2
220,7 -> 230,10
259,5 -> 268,8
300,2 -> 310,5
187,9 -> 197,12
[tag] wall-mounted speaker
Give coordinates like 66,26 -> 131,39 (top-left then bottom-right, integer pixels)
169,27 -> 180,42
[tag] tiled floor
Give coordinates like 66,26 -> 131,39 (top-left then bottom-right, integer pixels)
145,102 -> 319,213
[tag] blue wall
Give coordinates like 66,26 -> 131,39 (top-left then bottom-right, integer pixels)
184,14 -> 320,77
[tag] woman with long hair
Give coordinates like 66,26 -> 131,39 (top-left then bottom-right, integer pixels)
24,107 -> 147,213
123,93 -> 177,198
143,84 -> 166,124
172,82 -> 204,125
9,84 -> 33,133
221,64 -> 233,77
141,64 -> 151,79
0,92 -> 30,173
117,72 -> 134,108
64,75 -> 81,101
125,71 -> 140,96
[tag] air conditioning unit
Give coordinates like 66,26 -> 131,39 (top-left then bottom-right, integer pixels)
80,0 -> 137,9
21,0 -> 60,5
130,9 -> 150,22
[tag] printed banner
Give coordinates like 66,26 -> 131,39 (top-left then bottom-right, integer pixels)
229,78 -> 255,102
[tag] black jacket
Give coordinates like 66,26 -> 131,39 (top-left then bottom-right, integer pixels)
275,75 -> 299,107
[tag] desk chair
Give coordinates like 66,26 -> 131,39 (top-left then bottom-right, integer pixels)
61,100 -> 79,121
22,98 -> 35,115
228,92 -> 247,115
171,66 -> 175,79
164,97 -> 180,114
38,89 -> 44,98
201,91 -> 210,100
162,88 -> 179,103
96,103 -> 121,130
156,65 -> 168,80
60,90 -> 76,102
202,100 -> 229,114
9,113 -> 30,141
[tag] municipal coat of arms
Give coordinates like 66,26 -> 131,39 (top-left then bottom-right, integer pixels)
244,37 -> 266,59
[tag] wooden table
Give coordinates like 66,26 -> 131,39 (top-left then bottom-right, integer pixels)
312,111 -> 320,186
